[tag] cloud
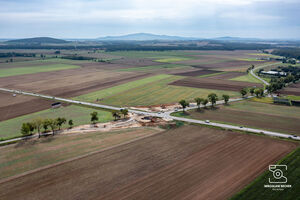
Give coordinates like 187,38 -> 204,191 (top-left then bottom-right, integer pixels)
0,0 -> 299,38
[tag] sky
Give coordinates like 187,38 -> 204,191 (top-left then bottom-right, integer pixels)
0,0 -> 299,39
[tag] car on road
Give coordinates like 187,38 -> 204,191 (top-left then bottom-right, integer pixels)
205,120 -> 210,123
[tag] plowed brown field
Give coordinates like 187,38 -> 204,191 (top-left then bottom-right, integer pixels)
174,69 -> 222,77
280,82 -> 300,96
169,77 -> 262,91
0,125 -> 296,200
0,67 -> 149,121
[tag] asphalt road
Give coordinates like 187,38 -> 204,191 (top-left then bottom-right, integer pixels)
0,87 -> 299,144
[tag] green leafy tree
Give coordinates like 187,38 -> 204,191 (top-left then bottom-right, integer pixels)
202,99 -> 208,108
208,93 -> 218,107
90,112 -> 99,124
222,94 -> 230,104
250,87 -> 255,96
43,119 -> 51,133
112,111 -> 120,121
21,123 -> 31,136
48,119 -> 58,135
68,119 -> 73,129
120,109 -> 129,118
194,97 -> 203,109
56,117 -> 66,130
179,100 -> 189,112
27,122 -> 35,134
259,88 -> 264,97
33,118 -> 43,138
254,89 -> 260,97
240,88 -> 248,97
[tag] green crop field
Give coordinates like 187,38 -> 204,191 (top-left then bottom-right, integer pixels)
0,105 -> 113,140
230,74 -> 262,83
0,127 -> 160,179
0,64 -> 80,77
75,74 -> 239,106
231,147 -> 300,200
118,64 -> 189,72
74,74 -> 171,102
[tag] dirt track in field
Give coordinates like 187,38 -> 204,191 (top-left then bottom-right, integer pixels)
0,67 -> 149,121
174,69 -> 221,77
0,125 -> 297,200
169,77 -> 262,91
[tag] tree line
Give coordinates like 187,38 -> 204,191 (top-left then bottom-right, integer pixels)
20,109 -> 130,138
178,93 -> 230,112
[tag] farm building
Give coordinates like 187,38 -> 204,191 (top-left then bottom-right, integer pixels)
51,102 -> 62,108
261,71 -> 287,77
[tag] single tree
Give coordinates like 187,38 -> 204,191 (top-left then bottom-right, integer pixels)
90,112 -> 99,124
250,87 -> 255,96
120,109 -> 129,118
33,118 -> 43,138
194,97 -> 203,109
222,94 -> 230,104
48,119 -> 58,136
254,88 -> 260,97
56,117 -> 66,130
43,119 -> 51,133
27,122 -> 35,134
202,99 -> 208,108
112,111 -> 120,121
240,88 -> 248,97
208,93 -> 218,107
21,123 -> 31,136
179,100 -> 189,112
259,88 -> 264,97
68,119 -> 73,129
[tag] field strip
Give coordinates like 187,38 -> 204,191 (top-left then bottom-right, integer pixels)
0,64 -> 80,78
0,128 -> 163,184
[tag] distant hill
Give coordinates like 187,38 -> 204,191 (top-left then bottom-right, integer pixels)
97,33 -> 199,41
6,37 -> 69,44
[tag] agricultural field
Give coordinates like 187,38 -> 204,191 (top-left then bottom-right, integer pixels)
75,74 -> 240,106
0,127 -> 160,179
0,64 -> 79,77
230,73 -> 263,83
0,64 -> 149,98
231,147 -> 300,200
173,100 -> 300,135
170,77 -> 262,92
118,63 -> 190,72
279,82 -> 300,96
0,92 -> 56,121
0,105 -> 113,140
0,125 -> 296,200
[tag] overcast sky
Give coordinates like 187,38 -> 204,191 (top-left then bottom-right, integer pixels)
0,0 -> 299,39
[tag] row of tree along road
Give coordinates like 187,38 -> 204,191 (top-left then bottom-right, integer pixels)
21,109 -> 130,138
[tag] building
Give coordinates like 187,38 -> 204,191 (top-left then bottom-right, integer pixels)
260,71 -> 287,77
51,102 -> 62,108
